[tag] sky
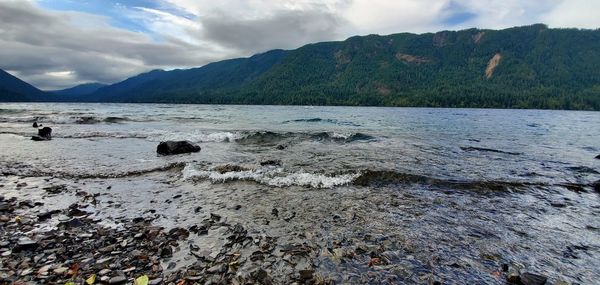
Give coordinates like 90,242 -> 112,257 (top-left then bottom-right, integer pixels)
0,0 -> 599,90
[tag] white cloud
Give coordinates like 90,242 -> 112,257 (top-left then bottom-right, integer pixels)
542,0 -> 600,29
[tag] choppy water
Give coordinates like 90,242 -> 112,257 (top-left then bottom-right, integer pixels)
1,103 -> 599,284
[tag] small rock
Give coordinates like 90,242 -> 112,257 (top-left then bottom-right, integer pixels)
15,237 -> 38,251
595,154 -> 600,159
520,272 -> 548,285
99,268 -> 111,276
260,160 -> 281,166
593,180 -> 600,192
299,269 -> 314,280
214,164 -> 249,174
20,268 -> 33,276
160,246 -> 173,258
207,264 -> 227,274
507,267 -> 521,284
149,278 -> 163,285
54,267 -> 69,274
96,257 -> 113,264
108,276 -> 127,284
550,202 -> 567,208
33,122 -> 38,128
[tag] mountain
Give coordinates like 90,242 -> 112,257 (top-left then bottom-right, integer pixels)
90,49 -> 288,102
0,69 -> 47,102
87,24 -> 599,110
2,24 -> 600,110
51,83 -> 107,97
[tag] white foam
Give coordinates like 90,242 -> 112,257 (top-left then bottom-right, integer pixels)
155,131 -> 245,143
182,164 -> 358,188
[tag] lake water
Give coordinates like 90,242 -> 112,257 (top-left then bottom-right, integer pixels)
1,103 -> 599,284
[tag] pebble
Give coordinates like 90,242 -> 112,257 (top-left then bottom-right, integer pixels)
96,257 -> 113,264
109,276 -> 128,284
53,267 -> 69,274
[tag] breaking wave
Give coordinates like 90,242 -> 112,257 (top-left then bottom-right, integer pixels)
182,164 -> 359,188
183,164 -> 594,191
157,130 -> 377,144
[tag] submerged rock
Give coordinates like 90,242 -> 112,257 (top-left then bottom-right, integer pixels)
31,127 -> 52,141
593,180 -> 600,193
520,272 -> 548,285
156,141 -> 200,155
214,164 -> 249,174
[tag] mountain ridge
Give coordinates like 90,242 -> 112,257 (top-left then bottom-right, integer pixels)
1,24 -> 600,110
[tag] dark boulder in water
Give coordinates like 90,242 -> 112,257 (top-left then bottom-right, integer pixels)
32,122 -> 38,128
157,141 -> 200,155
31,127 -> 52,141
595,154 -> 600,159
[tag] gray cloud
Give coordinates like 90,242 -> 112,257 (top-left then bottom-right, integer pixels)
0,1 -> 220,89
197,8 -> 345,53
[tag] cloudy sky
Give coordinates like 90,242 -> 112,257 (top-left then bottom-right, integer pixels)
1,0 -> 599,90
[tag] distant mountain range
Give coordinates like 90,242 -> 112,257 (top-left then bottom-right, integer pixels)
1,24 -> 599,110
51,83 -> 107,97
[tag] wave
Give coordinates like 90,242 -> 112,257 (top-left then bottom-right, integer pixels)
183,164 -> 594,191
158,130 -> 377,144
0,115 -> 132,125
282,118 -> 361,127
460,146 -> 522,155
1,162 -> 186,179
182,164 -> 359,188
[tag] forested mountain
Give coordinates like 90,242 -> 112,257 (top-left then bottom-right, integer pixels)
51,83 -> 107,97
0,69 -> 47,102
2,24 -> 600,110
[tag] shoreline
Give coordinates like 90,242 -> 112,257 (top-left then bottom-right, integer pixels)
1,172 -> 593,284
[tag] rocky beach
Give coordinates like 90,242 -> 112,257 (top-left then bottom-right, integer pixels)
1,103 -> 599,284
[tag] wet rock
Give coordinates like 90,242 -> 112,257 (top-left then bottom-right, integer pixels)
550,202 -> 567,208
252,269 -> 272,285
14,237 -> 38,252
159,246 -> 173,258
299,269 -> 314,280
271,208 -> 279,217
507,267 -> 521,284
214,164 -> 249,174
156,141 -> 201,156
32,122 -> 38,128
276,144 -> 286,150
593,180 -> 600,193
32,127 -> 52,141
260,160 -> 281,166
108,276 -> 128,284
206,264 -> 227,274
595,154 -> 600,159
520,272 -> 547,285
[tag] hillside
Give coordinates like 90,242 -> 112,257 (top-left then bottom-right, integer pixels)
0,69 -> 47,102
2,24 -> 600,110
51,83 -> 107,97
